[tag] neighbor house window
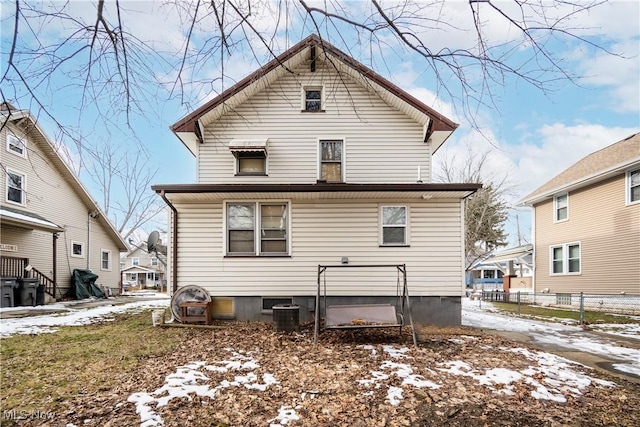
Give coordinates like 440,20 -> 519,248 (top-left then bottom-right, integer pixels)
226,202 -> 289,255
101,250 -> 111,270
151,257 -> 158,266
554,193 -> 568,222
381,206 -> 408,246
132,257 -> 139,266
6,133 -> 26,157
236,152 -> 266,175
319,140 -> 343,182
628,169 -> 640,204
550,242 -> 581,275
120,261 -> 125,270
6,170 -> 25,205
71,241 -> 84,258
303,87 -> 322,111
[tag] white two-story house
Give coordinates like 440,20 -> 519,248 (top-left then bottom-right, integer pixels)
152,35 -> 480,325
1,103 -> 128,301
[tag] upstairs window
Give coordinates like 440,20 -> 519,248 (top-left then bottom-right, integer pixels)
319,140 -> 343,182
628,169 -> 640,204
554,193 -> 568,222
236,152 -> 266,175
151,257 -> 158,266
229,139 -> 268,176
132,257 -> 139,266
6,170 -> 25,205
304,87 -> 323,111
6,133 -> 26,157
381,206 -> 408,246
227,202 -> 289,256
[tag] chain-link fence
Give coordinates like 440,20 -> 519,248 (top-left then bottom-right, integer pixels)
480,290 -> 640,319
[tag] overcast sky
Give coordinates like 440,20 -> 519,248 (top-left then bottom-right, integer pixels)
1,1 -> 638,246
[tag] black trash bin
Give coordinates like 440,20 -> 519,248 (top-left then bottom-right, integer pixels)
273,304 -> 300,332
15,278 -> 38,307
1,277 -> 17,308
36,284 -> 46,306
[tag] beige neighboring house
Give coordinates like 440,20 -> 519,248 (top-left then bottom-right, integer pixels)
152,35 -> 481,326
120,242 -> 167,290
520,132 -> 640,295
0,104 -> 128,302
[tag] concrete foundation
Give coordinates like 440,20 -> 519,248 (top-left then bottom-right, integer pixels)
216,295 -> 462,327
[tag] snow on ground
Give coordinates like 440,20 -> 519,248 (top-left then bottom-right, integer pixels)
462,298 -> 640,377
0,298 -> 170,337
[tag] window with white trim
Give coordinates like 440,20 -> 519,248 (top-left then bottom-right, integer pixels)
550,242 -> 581,275
71,241 -> 85,258
319,140 -> 343,182
628,169 -> 640,204
380,205 -> 408,246
132,257 -> 139,266
101,250 -> 111,270
151,257 -> 158,266
554,193 -> 568,222
6,133 -> 26,157
6,170 -> 25,205
226,202 -> 289,255
303,87 -> 323,111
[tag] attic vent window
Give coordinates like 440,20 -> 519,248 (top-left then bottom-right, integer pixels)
303,88 -> 323,112
229,139 -> 268,176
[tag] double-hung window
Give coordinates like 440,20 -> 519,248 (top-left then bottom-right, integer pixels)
6,133 -> 26,157
101,250 -> 111,270
554,193 -> 568,222
319,140 -> 343,182
381,206 -> 408,246
628,169 -> 640,204
132,257 -> 139,266
303,87 -> 323,111
227,202 -> 289,255
6,170 -> 25,205
550,242 -> 581,275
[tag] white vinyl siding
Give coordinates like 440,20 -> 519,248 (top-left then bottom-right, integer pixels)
173,199 -> 463,297
198,60 -> 429,184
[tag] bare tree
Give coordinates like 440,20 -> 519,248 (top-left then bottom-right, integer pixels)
1,1 -> 618,135
83,141 -> 164,242
435,143 -> 512,270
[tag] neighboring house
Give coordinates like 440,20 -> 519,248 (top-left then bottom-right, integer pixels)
467,244 -> 533,292
152,35 -> 480,325
120,241 -> 167,290
0,103 -> 128,301
520,133 -> 640,294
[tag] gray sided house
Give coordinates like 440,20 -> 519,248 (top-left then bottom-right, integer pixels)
520,132 -> 640,295
1,104 -> 128,301
153,35 -> 480,326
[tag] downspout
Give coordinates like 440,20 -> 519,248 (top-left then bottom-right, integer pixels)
53,233 -> 58,297
158,190 -> 178,293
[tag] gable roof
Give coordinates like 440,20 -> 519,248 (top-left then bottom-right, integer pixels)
520,132 -> 640,206
1,105 -> 128,251
171,34 -> 458,156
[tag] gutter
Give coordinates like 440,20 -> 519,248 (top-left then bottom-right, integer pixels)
158,190 -> 179,293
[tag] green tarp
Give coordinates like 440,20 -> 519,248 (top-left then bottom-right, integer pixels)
68,269 -> 105,299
